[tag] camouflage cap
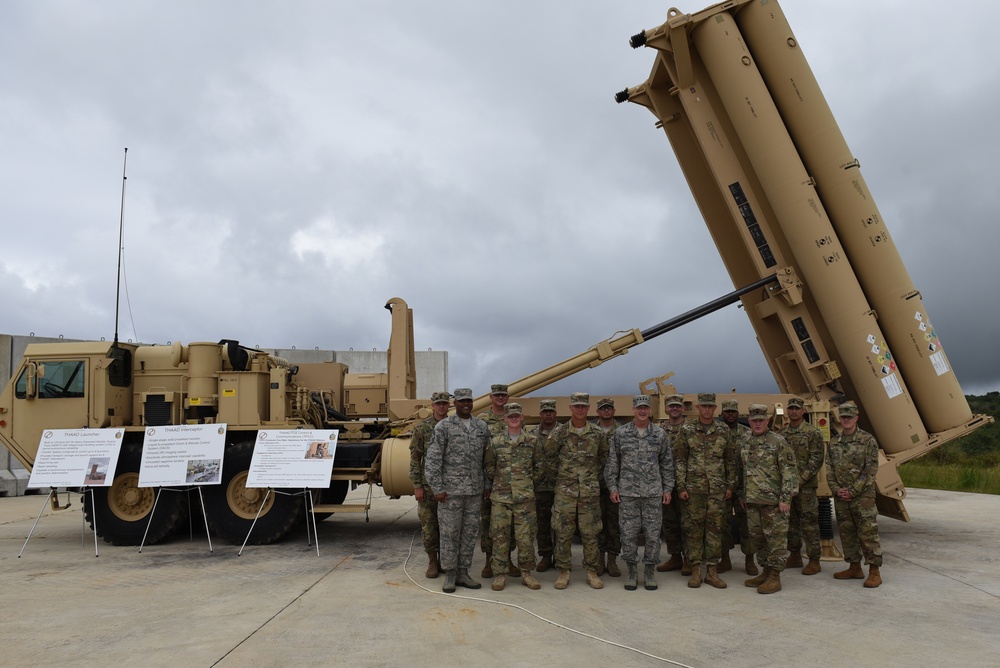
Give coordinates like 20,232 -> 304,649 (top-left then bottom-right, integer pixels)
504,402 -> 523,416
632,394 -> 651,408
539,399 -> 557,412
839,400 -> 859,417
569,392 -> 590,406
697,392 -> 717,406
787,397 -> 805,409
490,384 -> 509,395
748,403 -> 769,419
430,391 -> 451,404
666,394 -> 684,407
721,399 -> 739,412
453,388 -> 474,401
597,397 -> 615,409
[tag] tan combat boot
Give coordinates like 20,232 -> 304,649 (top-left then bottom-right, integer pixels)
536,553 -> 553,572
687,564 -> 704,588
554,571 -> 571,589
745,555 -> 759,576
864,565 -> 882,588
657,553 -> 682,572
834,562 -> 865,580
745,566 -> 770,588
491,575 -> 506,591
705,565 -> 727,589
455,569 -> 482,589
785,551 -> 803,568
757,569 -> 782,594
482,554 -> 493,579
801,559 -> 822,575
643,563 -> 657,591
606,553 -> 621,577
719,551 -> 732,573
681,557 -> 693,576
586,570 -> 604,589
521,571 -> 541,590
595,551 -> 606,576
425,551 -> 440,579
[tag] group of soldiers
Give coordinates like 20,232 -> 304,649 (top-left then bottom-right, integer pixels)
410,385 -> 883,594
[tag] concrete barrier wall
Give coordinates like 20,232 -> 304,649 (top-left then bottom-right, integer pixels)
0,335 -> 447,496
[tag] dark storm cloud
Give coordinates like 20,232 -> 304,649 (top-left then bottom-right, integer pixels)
1,0 -> 997,398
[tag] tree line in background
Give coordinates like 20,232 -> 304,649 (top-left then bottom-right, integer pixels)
898,393 -> 1000,495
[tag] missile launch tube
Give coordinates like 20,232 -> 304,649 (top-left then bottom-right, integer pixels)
691,12 -> 927,452
733,1 -> 971,433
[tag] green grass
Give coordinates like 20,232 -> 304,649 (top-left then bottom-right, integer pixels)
898,462 -> 1000,495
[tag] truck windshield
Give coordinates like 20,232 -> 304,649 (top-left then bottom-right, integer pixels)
15,360 -> 86,399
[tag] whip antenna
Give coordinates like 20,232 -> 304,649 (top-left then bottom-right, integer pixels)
114,147 -> 127,348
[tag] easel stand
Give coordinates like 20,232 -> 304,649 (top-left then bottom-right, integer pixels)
139,486 -> 213,553
239,488 -> 319,557
19,487 -> 99,558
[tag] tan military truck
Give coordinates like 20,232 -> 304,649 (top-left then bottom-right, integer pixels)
0,0 -> 992,548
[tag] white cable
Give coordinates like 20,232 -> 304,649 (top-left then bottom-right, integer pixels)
401,528 -> 693,667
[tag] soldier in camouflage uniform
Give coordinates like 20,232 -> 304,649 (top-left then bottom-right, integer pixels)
425,388 -> 491,593
594,397 -> 622,578
484,403 -> 541,591
738,404 -> 797,594
781,396 -> 825,575
530,399 -> 560,572
657,393 -> 687,574
675,392 -> 735,589
605,395 -> 674,591
477,383 -> 517,578
826,401 -> 883,588
720,398 -> 757,576
545,392 -> 609,590
408,391 -> 451,578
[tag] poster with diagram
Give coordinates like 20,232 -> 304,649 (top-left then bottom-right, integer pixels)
27,428 -> 124,488
246,429 -> 338,489
138,423 -> 227,487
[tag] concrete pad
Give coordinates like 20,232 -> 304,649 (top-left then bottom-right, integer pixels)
1,487 -> 997,667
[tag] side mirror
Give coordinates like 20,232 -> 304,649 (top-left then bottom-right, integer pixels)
25,362 -> 38,399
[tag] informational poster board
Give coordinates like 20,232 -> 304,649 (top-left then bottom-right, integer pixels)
246,429 -> 338,489
138,424 -> 228,487
27,428 -> 124,488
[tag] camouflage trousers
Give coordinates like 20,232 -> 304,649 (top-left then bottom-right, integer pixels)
746,502 -> 790,571
682,492 -> 726,565
723,496 -> 753,557
598,487 -> 621,556
552,492 -> 602,572
834,491 -> 882,567
660,495 -> 684,556
437,494 -> 482,571
787,486 -> 821,560
417,497 -> 440,554
490,500 -> 538,573
535,490 -> 555,556
619,496 -> 663,564
481,497 -> 516,556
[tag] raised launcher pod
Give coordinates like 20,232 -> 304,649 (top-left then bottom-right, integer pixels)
616,0 -> 991,517
732,2 -> 972,433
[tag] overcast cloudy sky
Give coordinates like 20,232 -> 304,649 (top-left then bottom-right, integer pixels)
2,0 -> 998,399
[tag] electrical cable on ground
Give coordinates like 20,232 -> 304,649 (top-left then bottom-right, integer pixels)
401,529 -> 693,667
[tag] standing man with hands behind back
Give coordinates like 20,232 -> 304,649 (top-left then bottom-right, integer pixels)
827,401 -> 883,589
674,392 -> 736,589
605,395 -> 674,591
409,391 -> 451,578
425,388 -> 491,593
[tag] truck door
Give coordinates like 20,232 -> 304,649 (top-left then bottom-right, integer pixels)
9,358 -> 91,467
